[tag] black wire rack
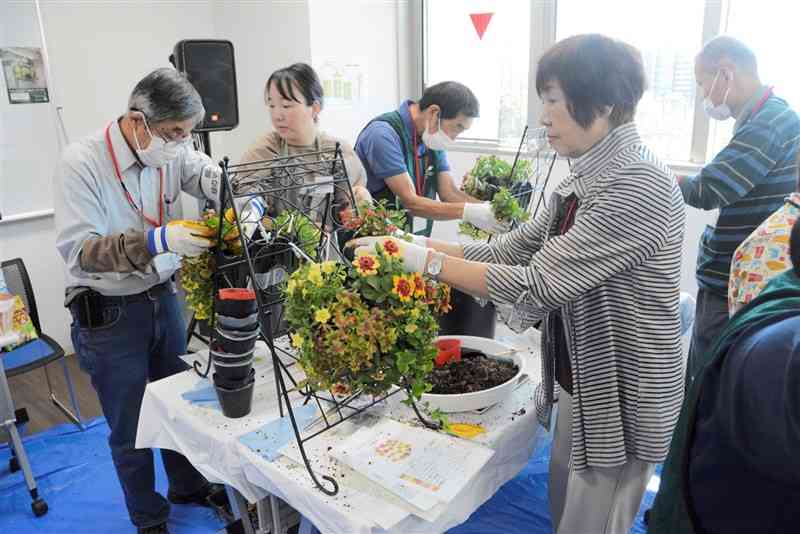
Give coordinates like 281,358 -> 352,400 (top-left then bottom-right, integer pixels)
193,144 -> 439,496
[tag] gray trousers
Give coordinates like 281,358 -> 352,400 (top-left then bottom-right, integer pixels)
549,393 -> 655,534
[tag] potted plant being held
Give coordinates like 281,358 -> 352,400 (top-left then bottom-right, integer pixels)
439,155 -> 533,339
283,237 -> 451,404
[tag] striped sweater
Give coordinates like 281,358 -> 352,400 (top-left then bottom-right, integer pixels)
681,90 -> 800,295
464,123 -> 686,470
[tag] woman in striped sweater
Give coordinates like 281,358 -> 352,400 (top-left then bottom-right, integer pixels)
351,33 -> 686,533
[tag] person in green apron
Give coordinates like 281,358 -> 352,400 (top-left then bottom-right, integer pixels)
354,81 -> 506,238
649,218 -> 800,533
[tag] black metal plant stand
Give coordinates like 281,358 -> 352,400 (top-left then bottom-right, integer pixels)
194,144 -> 439,496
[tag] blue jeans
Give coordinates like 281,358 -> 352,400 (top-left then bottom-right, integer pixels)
685,287 -> 729,386
71,289 -> 207,528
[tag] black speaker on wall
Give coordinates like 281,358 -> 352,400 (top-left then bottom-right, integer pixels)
171,39 -> 239,132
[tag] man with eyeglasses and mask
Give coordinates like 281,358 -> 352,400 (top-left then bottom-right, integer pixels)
55,68 -> 228,534
680,36 -> 800,384
355,81 -> 506,239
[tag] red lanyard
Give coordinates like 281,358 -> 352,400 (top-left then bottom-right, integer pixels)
411,128 -> 424,196
560,196 -> 579,235
104,122 -> 164,228
750,86 -> 773,118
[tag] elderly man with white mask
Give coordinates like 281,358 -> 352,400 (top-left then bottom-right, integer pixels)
680,36 -> 800,384
55,68 -> 229,534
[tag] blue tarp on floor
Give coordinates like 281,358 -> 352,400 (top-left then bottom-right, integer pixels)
0,418 -> 224,533
1,418 -> 654,533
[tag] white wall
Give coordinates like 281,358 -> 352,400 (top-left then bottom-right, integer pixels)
308,0 -> 402,145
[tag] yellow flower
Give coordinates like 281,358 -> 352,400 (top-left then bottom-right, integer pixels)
404,323 -> 418,334
321,261 -> 337,274
307,263 -> 323,286
286,279 -> 297,296
353,252 -> 381,276
290,332 -> 305,348
392,274 -> 414,302
408,307 -> 420,320
314,308 -> 332,324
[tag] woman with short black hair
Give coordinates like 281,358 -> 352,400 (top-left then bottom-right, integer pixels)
350,34 -> 686,533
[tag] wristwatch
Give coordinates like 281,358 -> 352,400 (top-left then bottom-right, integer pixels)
426,251 -> 446,280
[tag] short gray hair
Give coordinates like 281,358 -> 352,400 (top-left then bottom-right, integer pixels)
127,68 -> 205,125
697,35 -> 758,75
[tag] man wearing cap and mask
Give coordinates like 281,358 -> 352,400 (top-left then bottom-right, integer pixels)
355,81 -> 506,238
55,68 -> 232,534
680,36 -> 800,384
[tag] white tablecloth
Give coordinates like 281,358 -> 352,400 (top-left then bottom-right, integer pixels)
136,330 -> 545,533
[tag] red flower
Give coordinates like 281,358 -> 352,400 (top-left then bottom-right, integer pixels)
382,239 -> 401,257
392,275 -> 414,302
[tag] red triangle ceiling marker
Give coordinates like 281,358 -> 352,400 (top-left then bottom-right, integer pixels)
470,12 -> 494,40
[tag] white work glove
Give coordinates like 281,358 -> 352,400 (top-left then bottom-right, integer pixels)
199,164 -> 223,208
234,196 -> 267,240
462,202 -> 510,234
390,227 -> 429,248
349,236 -> 430,274
146,221 -> 215,258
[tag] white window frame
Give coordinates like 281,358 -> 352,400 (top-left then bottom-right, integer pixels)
415,0 -> 729,169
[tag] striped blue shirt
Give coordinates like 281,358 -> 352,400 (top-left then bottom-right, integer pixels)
681,90 -> 800,294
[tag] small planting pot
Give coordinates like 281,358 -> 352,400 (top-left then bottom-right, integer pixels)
216,288 -> 257,318
217,312 -> 259,330
212,356 -> 254,382
213,367 -> 255,390
214,377 -> 255,418
210,346 -> 254,365
437,288 -> 497,339
435,338 -> 462,367
216,328 -> 258,354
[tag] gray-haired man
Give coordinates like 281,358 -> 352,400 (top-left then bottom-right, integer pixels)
55,68 -> 225,533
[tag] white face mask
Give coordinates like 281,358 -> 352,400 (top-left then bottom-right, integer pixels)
703,70 -> 733,121
422,113 -> 454,151
134,115 -> 191,167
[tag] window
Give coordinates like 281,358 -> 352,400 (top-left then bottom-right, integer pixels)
424,0 -> 530,144
556,0 -> 704,162
421,0 -> 740,166
708,0 -> 800,156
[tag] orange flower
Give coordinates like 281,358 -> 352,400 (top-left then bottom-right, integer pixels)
353,252 -> 380,276
412,273 -> 426,298
382,238 -> 401,257
392,275 -> 414,302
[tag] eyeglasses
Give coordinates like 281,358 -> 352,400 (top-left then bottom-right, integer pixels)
131,108 -> 192,143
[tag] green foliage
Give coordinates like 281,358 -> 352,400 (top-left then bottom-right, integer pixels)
284,239 -> 451,401
343,199 -> 409,239
460,155 -> 532,238
179,210 -> 240,321
491,187 -> 530,224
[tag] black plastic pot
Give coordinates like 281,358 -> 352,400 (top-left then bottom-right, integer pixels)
213,367 -> 255,390
216,291 -> 258,318
216,329 -> 258,354
210,346 -> 254,365
213,357 -> 254,382
214,377 -> 255,418
437,288 -> 497,339
217,313 -> 259,330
